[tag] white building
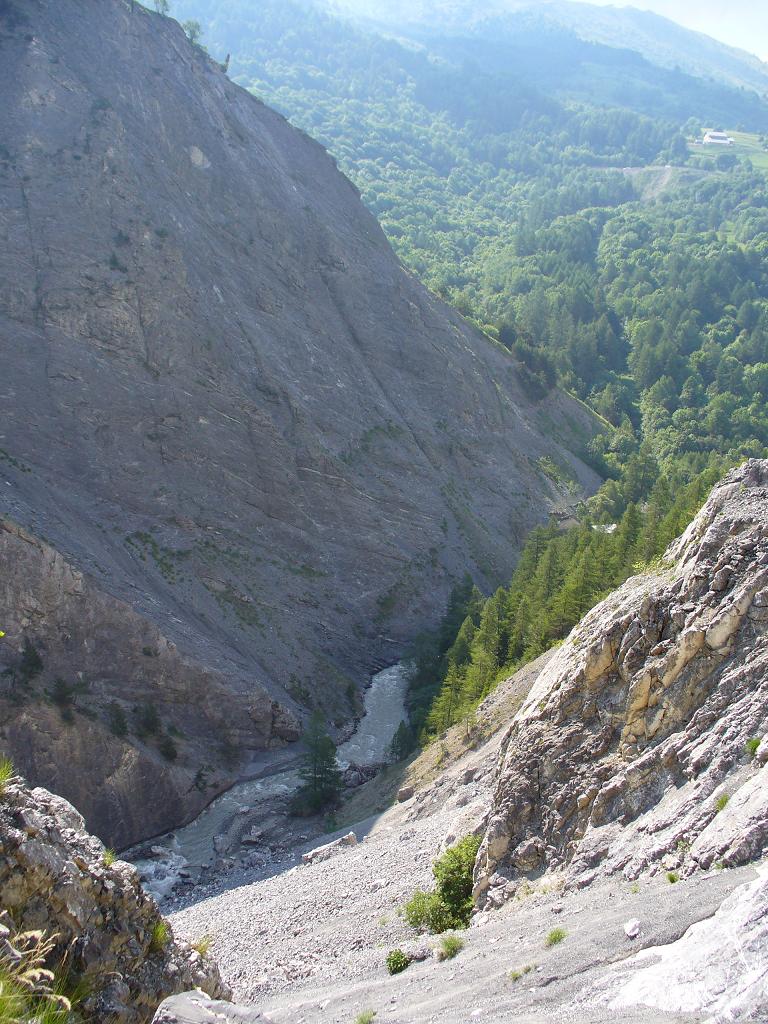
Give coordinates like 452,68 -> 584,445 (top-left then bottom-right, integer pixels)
703,130 -> 735,146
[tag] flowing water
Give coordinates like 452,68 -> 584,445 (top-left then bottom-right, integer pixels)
132,662 -> 409,898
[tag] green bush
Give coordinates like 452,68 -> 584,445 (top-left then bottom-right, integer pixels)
403,890 -> 456,933
158,734 -> 178,761
666,871 -> 680,884
18,638 -> 43,685
355,1012 -> 376,1024
404,834 -> 481,934
108,701 -> 128,737
134,702 -> 161,739
745,737 -> 761,758
385,949 -> 410,975
715,793 -> 730,812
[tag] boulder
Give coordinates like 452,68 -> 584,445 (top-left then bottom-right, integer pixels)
153,992 -> 273,1023
301,832 -> 357,864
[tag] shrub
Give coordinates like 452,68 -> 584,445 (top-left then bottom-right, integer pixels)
404,834 -> 481,934
149,919 -> 170,953
107,701 -> 128,737
158,734 -> 178,761
403,890 -> 457,934
438,934 -> 464,961
18,638 -> 43,685
0,756 -> 14,797
102,848 -> 116,868
385,949 -> 410,975
50,678 -> 72,708
134,702 -> 161,739
715,793 -> 729,812
355,1012 -> 376,1024
666,871 -> 680,884
745,737 -> 761,758
545,927 -> 566,947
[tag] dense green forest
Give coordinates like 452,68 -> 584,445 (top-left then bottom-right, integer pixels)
407,459 -> 731,738
166,0 -> 768,738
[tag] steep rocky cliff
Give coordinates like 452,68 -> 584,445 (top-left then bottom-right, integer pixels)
0,0 -> 598,841
475,459 -> 768,905
0,520 -> 298,849
0,773 -> 227,1023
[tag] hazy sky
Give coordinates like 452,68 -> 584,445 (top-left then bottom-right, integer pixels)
588,1 -> 768,61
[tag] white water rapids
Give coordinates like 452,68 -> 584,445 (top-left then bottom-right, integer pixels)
132,662 -> 409,899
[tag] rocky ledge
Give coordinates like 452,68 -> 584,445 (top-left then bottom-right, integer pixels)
476,458 -> 768,905
0,776 -> 228,1023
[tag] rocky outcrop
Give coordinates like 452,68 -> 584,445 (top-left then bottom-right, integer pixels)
0,775 -> 228,1023
0,0 -> 599,841
475,460 -> 768,905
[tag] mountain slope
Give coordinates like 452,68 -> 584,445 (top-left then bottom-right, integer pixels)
0,0 -> 598,842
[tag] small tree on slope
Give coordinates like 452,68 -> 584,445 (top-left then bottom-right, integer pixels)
291,711 -> 342,815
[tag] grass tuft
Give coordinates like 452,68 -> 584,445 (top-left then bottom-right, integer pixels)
355,1012 -> 377,1024
0,756 -> 14,797
149,919 -> 171,953
509,963 -> 534,982
545,927 -> 566,947
102,848 -> 116,868
666,871 -> 680,884
191,934 -> 213,956
745,737 -> 761,758
715,793 -> 730,812
438,934 -> 465,961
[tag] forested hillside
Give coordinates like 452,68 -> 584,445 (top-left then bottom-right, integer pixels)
167,0 -> 768,737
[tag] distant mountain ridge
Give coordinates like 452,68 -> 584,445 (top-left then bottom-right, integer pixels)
330,0 -> 768,100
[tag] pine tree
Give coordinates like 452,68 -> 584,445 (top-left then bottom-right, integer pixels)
292,711 -> 342,814
387,720 -> 415,762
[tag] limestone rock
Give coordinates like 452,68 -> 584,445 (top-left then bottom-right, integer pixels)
475,461 -> 768,904
598,870 -> 768,1021
301,831 -> 357,864
0,777 -> 228,1023
153,992 -> 272,1024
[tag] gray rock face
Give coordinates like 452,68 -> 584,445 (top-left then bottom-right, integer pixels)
475,459 -> 768,903
0,775 -> 228,1024
0,0 -> 597,841
595,869 -> 768,1022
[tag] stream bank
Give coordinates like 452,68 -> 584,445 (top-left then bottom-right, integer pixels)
131,663 -> 410,900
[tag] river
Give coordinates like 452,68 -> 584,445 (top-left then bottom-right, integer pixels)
132,662 -> 410,899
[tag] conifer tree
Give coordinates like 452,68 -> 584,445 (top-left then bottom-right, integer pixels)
292,711 -> 342,814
